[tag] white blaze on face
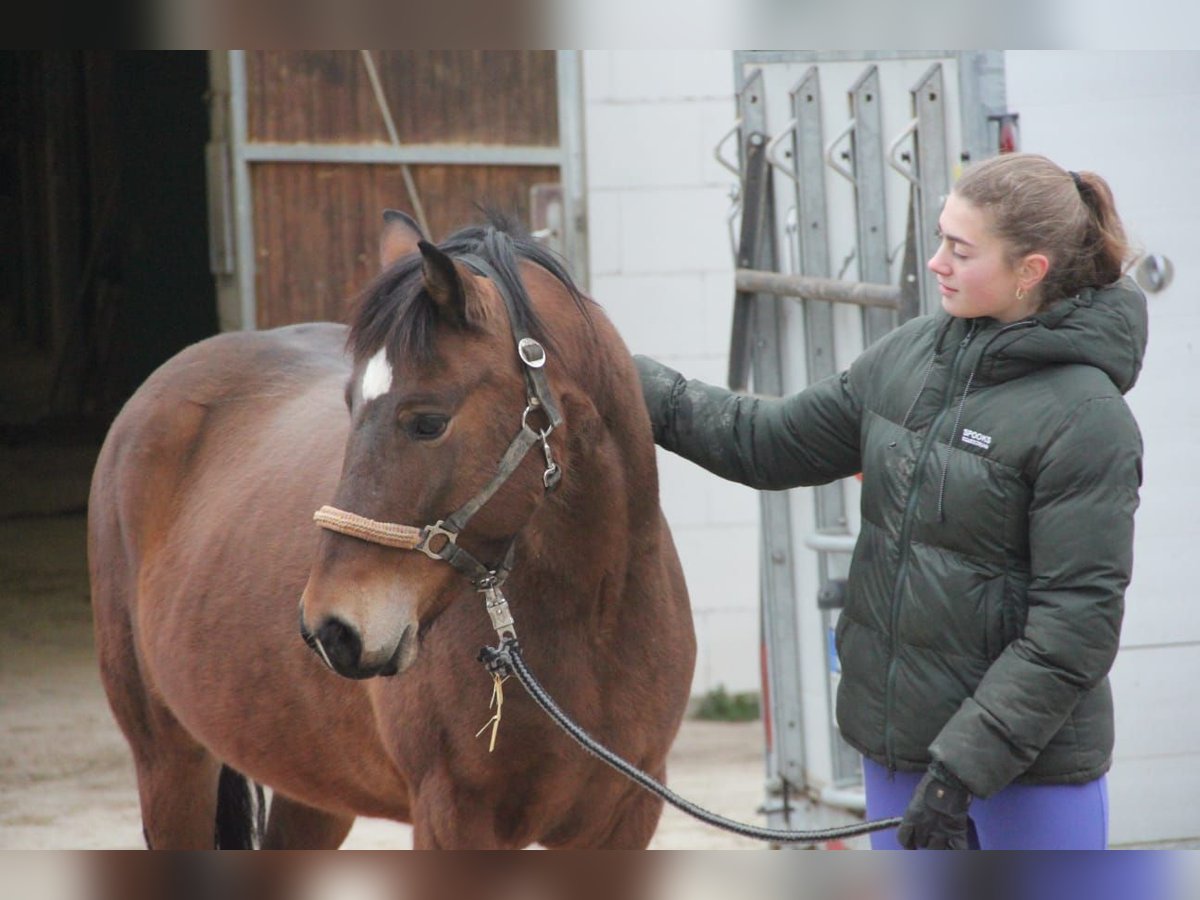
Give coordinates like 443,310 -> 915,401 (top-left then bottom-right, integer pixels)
361,349 -> 393,402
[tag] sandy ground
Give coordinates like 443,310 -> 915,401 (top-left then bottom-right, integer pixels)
0,510 -> 867,850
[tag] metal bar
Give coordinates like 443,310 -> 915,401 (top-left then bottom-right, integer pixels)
898,198 -> 922,323
204,52 -> 235,279
240,142 -> 564,167
740,51 -> 962,65
205,142 -> 234,276
886,118 -> 920,186
228,50 -> 256,331
848,65 -> 895,346
734,68 -> 808,825
789,65 -> 865,794
713,121 -> 743,179
765,120 -> 799,185
912,63 -> 949,317
736,270 -> 900,309
823,119 -> 857,185
727,129 -> 771,392
803,533 -> 858,554
556,50 -> 590,291
207,52 -> 243,333
956,51 -> 1007,167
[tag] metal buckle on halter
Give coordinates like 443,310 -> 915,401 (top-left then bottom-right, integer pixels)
415,520 -> 458,560
517,337 -> 546,369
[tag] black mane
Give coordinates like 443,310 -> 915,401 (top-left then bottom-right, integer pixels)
348,215 -> 591,366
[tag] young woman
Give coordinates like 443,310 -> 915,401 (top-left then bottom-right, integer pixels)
636,153 -> 1146,849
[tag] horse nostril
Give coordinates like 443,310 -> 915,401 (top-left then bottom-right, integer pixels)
313,617 -> 363,675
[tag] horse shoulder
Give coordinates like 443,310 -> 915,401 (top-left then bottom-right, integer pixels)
93,326 -> 350,562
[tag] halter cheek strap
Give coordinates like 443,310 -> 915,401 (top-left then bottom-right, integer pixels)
312,253 -> 564,639
459,253 -> 564,439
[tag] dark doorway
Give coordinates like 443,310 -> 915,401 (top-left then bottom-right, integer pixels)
1,51 -> 217,441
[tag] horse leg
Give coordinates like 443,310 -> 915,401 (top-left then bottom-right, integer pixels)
599,790 -> 664,849
129,730 -> 223,849
561,767 -> 668,850
262,794 -> 355,849
410,769 -> 503,849
94,595 -> 224,849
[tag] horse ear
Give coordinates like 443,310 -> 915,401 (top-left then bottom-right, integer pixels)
379,209 -> 424,270
418,240 -> 478,329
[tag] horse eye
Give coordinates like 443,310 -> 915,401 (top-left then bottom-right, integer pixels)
407,414 -> 448,440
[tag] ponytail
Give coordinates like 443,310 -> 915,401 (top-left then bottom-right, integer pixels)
1074,171 -> 1130,289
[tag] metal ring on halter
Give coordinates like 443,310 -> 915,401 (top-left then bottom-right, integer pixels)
522,404 -> 554,437
517,338 -> 547,369
415,520 -> 458,560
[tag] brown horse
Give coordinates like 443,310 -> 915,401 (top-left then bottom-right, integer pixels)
88,212 -> 695,849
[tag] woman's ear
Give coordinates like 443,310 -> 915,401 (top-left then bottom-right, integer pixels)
1019,253 -> 1050,294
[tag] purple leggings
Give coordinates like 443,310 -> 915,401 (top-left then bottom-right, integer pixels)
863,757 -> 1109,850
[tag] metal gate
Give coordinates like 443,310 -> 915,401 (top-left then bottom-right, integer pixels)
722,51 -> 1009,834
205,50 -> 587,333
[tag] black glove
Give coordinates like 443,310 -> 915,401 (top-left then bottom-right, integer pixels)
632,354 -> 684,445
896,762 -> 972,850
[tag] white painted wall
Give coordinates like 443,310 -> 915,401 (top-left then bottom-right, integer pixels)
1005,49 -> 1200,846
581,51 -> 761,697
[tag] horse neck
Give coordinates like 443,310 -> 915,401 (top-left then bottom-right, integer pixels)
512,347 -> 660,616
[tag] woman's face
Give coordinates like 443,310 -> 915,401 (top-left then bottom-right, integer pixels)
928,193 -> 1041,323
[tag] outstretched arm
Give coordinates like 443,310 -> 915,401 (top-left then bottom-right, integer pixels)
634,355 -> 863,490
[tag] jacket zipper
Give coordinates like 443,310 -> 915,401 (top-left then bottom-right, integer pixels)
882,319 -> 978,774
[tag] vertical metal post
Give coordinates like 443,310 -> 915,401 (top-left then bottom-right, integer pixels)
727,134 -> 771,393
848,66 -> 894,346
227,50 -> 257,331
790,67 -> 862,792
734,68 -> 807,825
956,51 -> 1008,168
556,50 -> 590,293
206,51 -> 241,334
791,70 -> 842,567
911,64 -> 949,317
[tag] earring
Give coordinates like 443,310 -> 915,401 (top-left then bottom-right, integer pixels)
1015,286 -> 1027,301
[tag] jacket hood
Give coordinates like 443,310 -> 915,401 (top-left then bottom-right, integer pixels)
974,277 -> 1148,393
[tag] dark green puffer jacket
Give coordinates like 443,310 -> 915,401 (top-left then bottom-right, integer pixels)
638,279 -> 1146,798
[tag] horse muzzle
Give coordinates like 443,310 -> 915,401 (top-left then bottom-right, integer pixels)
298,603 -> 418,680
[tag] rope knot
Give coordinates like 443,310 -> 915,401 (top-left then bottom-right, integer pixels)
477,642 -> 516,679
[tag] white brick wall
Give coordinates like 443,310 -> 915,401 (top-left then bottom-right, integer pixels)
1006,48 -> 1200,846
582,50 -> 761,695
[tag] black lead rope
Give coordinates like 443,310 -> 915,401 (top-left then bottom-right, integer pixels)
479,640 -> 903,845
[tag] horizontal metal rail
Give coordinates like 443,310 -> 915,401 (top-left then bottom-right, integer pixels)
242,142 -> 563,167
803,533 -> 858,554
736,269 -> 901,309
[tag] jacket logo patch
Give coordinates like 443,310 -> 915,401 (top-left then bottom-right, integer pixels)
962,428 -> 992,450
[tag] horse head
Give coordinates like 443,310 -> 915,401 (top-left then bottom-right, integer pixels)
299,211 -> 596,679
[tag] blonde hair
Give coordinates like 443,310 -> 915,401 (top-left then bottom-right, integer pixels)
953,153 -> 1131,307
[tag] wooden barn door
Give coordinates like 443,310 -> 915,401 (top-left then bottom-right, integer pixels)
208,51 -> 585,331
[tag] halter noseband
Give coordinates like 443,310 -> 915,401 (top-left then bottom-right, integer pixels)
312,254 -> 562,642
